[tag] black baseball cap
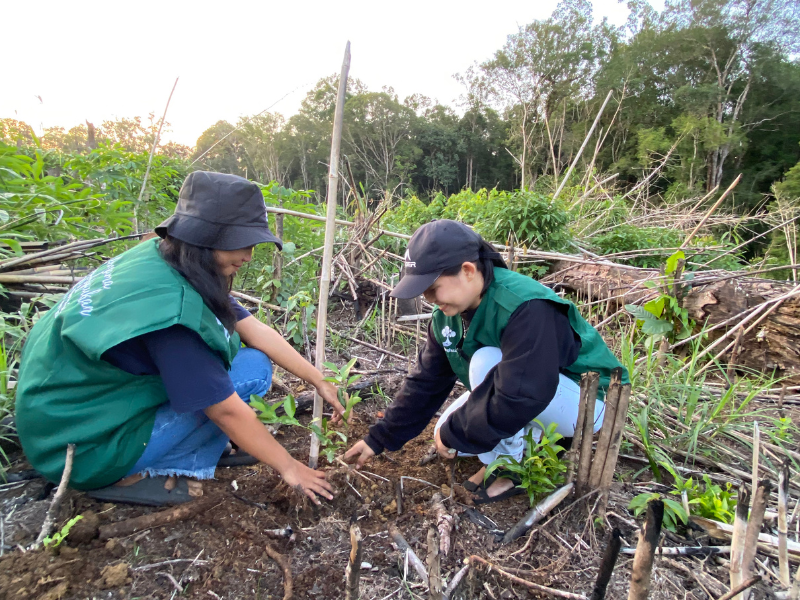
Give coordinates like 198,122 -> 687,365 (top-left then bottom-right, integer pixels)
155,171 -> 283,251
390,220 -> 482,299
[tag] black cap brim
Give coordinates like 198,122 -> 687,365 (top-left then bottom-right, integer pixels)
155,214 -> 283,251
389,270 -> 442,299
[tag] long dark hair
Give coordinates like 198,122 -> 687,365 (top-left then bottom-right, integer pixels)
158,236 -> 237,333
440,240 -> 507,296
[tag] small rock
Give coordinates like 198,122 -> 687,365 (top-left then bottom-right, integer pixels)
231,480 -> 238,491
360,562 -> 372,570
99,563 -> 130,589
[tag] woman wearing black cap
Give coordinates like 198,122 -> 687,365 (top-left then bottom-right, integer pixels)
345,219 -> 628,504
16,171 -> 343,506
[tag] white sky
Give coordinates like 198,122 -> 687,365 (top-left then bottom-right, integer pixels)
4,0 -> 641,147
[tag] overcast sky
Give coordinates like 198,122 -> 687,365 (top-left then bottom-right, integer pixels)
4,0 -> 646,147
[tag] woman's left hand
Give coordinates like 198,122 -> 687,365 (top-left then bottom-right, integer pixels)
316,380 -> 347,424
435,427 -> 455,460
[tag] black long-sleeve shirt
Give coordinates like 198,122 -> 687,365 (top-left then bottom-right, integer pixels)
365,299 -> 582,455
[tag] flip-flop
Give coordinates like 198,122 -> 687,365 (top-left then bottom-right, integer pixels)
462,472 -> 498,493
218,444 -> 259,467
87,476 -> 195,506
471,473 -> 526,505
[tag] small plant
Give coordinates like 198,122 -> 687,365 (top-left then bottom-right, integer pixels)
251,394 -> 302,428
281,291 -> 315,350
629,492 -> 688,532
322,358 -> 363,422
484,421 -> 567,506
309,418 -> 349,464
672,474 -> 737,524
43,515 -> 83,549
625,250 -> 693,344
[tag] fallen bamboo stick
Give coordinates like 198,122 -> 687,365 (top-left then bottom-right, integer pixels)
98,495 -> 218,541
429,493 -> 453,556
718,576 -> 761,600
345,524 -> 363,600
576,373 -> 600,496
443,563 -> 470,600
427,527 -> 443,600
693,515 -> 800,558
588,369 -> 622,489
332,330 -> 407,361
468,555 -> 588,599
781,461 -> 792,586
502,483 -> 574,545
230,290 -> 284,313
681,174 -> 742,249
751,422 -> 761,506
35,443 -> 75,547
628,499 -> 664,600
621,545 -> 730,556
389,523 -> 429,586
591,528 -> 622,600
265,542 -> 293,600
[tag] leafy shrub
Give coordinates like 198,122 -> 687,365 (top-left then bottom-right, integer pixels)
591,225 -> 683,268
629,492 -> 688,532
484,421 -> 567,506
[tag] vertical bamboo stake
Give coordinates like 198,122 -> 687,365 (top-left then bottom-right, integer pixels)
597,383 -> 632,514
576,372 -> 600,496
740,480 -> 772,600
310,42 -> 351,468
729,484 -> 750,596
592,528 -> 622,600
779,461 -> 791,586
628,499 -> 664,600
589,368 -> 623,489
345,523 -> 363,600
566,374 -> 591,485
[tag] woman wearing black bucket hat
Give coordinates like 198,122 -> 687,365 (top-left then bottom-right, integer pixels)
16,171 -> 344,506
345,220 -> 628,504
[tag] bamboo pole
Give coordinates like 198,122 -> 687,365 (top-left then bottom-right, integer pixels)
389,523 -> 429,585
345,523 -> 363,600
628,499 -> 664,600
740,480 -> 772,600
427,527 -> 443,600
680,174 -> 742,249
597,383 -> 632,513
567,376 -> 590,485
730,485 -> 750,594
780,461 -> 792,586
589,369 -> 622,489
552,90 -> 614,203
591,528 -> 622,600
310,41 -> 350,469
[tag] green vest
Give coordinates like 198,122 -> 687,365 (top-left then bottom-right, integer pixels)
431,268 -> 628,393
15,239 -> 240,490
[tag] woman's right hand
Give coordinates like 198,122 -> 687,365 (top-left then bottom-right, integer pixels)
281,459 -> 334,505
343,439 -> 375,469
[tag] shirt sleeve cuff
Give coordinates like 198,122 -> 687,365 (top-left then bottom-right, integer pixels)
364,434 -> 384,455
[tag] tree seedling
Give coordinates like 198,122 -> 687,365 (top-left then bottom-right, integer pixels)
43,515 -> 83,549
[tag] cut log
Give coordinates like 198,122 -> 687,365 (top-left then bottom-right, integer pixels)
550,261 -> 800,382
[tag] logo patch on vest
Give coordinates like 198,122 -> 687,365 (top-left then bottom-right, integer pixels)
440,325 -> 456,347
404,249 -> 416,269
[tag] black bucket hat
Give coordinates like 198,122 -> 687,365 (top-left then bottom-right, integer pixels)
155,171 -> 283,251
390,220 -> 483,299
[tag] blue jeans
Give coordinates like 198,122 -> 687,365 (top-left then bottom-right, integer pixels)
125,347 -> 273,480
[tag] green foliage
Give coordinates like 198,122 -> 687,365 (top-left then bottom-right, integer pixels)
281,291 -> 315,350
251,394 -> 302,428
484,421 -> 567,506
591,226 -> 682,268
322,358 -> 363,422
629,493 -> 688,533
43,515 -> 84,549
672,474 -> 737,524
626,250 -> 693,344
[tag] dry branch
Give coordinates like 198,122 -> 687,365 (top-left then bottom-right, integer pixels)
468,555 -> 588,599
429,493 -> 453,556
389,523 -> 429,585
98,496 -> 218,541
502,483 -> 574,545
345,524 -> 363,600
35,443 -> 75,547
265,542 -> 293,600
628,499 -> 664,600
443,564 -> 470,600
718,577 -> 762,600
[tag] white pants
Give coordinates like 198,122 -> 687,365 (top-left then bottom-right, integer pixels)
434,347 -> 605,465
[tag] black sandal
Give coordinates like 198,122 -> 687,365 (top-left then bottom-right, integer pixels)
87,476 -> 195,506
462,472 -> 498,492
471,473 -> 526,505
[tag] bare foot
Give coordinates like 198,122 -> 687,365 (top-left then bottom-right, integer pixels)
483,477 -> 515,498
467,466 -> 486,487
